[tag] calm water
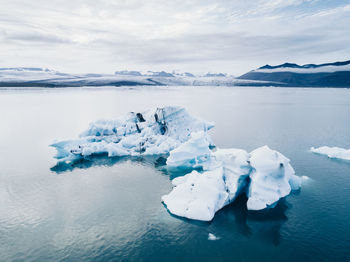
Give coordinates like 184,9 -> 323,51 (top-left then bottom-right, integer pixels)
0,86 -> 350,262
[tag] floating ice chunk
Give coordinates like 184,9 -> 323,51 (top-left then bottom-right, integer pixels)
163,144 -> 301,220
51,107 -> 214,162
211,149 -> 251,201
310,146 -> 350,161
162,167 -> 228,221
166,131 -> 213,168
208,233 -> 219,241
247,146 -> 301,211
162,149 -> 250,221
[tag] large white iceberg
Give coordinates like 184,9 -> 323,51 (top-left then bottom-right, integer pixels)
51,107 -> 214,162
51,106 -> 302,221
310,146 -> 350,161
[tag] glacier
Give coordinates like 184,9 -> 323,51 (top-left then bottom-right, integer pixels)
310,146 -> 350,161
0,67 -> 270,87
51,106 -> 302,221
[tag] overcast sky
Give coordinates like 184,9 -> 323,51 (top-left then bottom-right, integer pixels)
1,0 -> 350,75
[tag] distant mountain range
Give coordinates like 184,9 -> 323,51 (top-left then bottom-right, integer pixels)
238,60 -> 350,87
1,60 -> 349,87
0,68 -> 241,87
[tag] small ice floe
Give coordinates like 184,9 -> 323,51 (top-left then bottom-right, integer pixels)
51,107 -> 214,163
208,233 -> 220,241
310,146 -> 350,161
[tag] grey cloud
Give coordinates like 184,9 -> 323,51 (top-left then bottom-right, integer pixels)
4,32 -> 73,44
0,0 -> 349,74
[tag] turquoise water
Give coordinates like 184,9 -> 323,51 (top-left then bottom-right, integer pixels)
0,86 -> 350,262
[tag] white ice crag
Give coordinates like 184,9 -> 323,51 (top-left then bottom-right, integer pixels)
247,146 -> 301,211
166,131 -> 213,168
162,167 -> 229,221
51,107 -> 214,162
162,138 -> 301,220
162,134 -> 251,221
310,146 -> 350,161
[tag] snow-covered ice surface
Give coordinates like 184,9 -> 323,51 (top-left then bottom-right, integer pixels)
254,64 -> 350,74
51,107 -> 214,163
0,67 -> 271,87
310,146 -> 350,161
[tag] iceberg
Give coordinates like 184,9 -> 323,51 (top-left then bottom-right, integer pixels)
247,146 -> 301,210
162,146 -> 251,221
162,143 -> 301,221
51,106 -> 302,221
208,233 -> 220,241
166,131 -> 213,168
310,146 -> 350,161
51,107 -> 214,162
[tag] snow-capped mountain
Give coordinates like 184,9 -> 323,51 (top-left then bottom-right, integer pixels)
0,67 -> 264,87
238,60 -> 350,87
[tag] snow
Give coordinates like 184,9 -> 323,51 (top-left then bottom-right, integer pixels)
255,64 -> 350,74
51,107 -> 214,162
0,67 -> 267,87
310,146 -> 350,161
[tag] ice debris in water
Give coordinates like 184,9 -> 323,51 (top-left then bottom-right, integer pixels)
310,146 -> 350,161
51,107 -> 214,162
208,233 -> 219,241
161,132 -> 301,221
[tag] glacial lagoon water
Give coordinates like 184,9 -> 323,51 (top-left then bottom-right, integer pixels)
0,86 -> 350,262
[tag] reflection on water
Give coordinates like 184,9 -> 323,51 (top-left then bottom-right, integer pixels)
50,154 -> 169,174
51,153 -> 290,246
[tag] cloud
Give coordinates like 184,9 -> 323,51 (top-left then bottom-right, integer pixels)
3,32 -> 73,44
0,0 -> 349,74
